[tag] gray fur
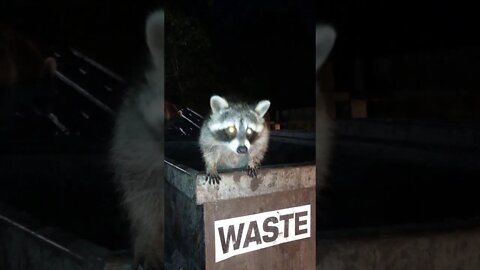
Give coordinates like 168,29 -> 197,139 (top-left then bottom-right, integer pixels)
316,25 -> 336,70
316,25 -> 336,188
110,10 -> 165,270
210,95 -> 229,113
255,100 -> 271,118
199,96 -> 270,181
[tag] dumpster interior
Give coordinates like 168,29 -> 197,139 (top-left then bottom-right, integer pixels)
165,136 -> 315,172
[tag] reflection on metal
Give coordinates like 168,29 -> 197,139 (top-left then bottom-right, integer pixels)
164,159 -> 191,176
0,214 -> 85,261
70,49 -> 125,83
81,111 -> 91,120
178,127 -> 187,135
48,113 -> 70,134
185,108 -> 204,119
166,108 -> 204,138
55,71 -> 115,116
195,165 -> 315,204
180,108 -> 204,129
180,114 -> 200,129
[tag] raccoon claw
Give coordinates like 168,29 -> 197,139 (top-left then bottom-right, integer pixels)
206,173 -> 221,185
247,166 -> 258,178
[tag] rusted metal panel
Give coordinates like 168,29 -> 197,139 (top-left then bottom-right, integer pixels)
196,165 -> 315,204
165,133 -> 316,269
165,163 -> 316,269
204,188 -> 316,270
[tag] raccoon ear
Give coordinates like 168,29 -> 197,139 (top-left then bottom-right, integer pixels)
255,100 -> 270,118
316,25 -> 336,71
210,95 -> 229,113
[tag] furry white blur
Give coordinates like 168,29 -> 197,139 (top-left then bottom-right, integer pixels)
110,10 -> 165,270
316,25 -> 336,188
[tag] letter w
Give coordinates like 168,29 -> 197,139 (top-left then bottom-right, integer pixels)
218,223 -> 245,254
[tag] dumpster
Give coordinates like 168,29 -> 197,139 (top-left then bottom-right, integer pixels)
165,121 -> 316,269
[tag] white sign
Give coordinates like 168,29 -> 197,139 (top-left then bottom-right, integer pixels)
214,204 -> 311,262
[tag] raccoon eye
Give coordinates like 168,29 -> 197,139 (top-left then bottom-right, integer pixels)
245,127 -> 258,142
227,126 -> 236,134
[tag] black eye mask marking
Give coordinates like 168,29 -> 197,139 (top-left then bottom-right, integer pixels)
246,128 -> 259,143
212,126 -> 237,142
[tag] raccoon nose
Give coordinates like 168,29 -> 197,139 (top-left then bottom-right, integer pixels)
237,146 -> 248,154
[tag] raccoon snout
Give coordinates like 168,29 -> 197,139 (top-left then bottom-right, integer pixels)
236,146 -> 248,154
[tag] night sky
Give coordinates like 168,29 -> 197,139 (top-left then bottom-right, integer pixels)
165,0 -> 315,113
318,0 -> 480,54
3,0 -> 478,113
2,0 -> 316,113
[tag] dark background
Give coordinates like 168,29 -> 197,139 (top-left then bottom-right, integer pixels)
0,0 -> 479,254
0,0 -> 316,251
318,0 -> 480,120
165,0 -> 315,114
316,0 -> 480,234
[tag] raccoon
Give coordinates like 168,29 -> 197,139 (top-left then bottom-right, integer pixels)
199,95 -> 271,184
110,10 -> 165,270
315,25 -> 336,188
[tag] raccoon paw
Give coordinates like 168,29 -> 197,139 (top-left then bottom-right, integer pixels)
247,165 -> 258,178
205,173 -> 221,185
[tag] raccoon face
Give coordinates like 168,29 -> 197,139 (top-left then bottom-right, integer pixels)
207,95 -> 270,154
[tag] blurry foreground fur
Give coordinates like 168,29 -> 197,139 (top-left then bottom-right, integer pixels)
315,25 -> 336,188
111,10 -> 165,270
